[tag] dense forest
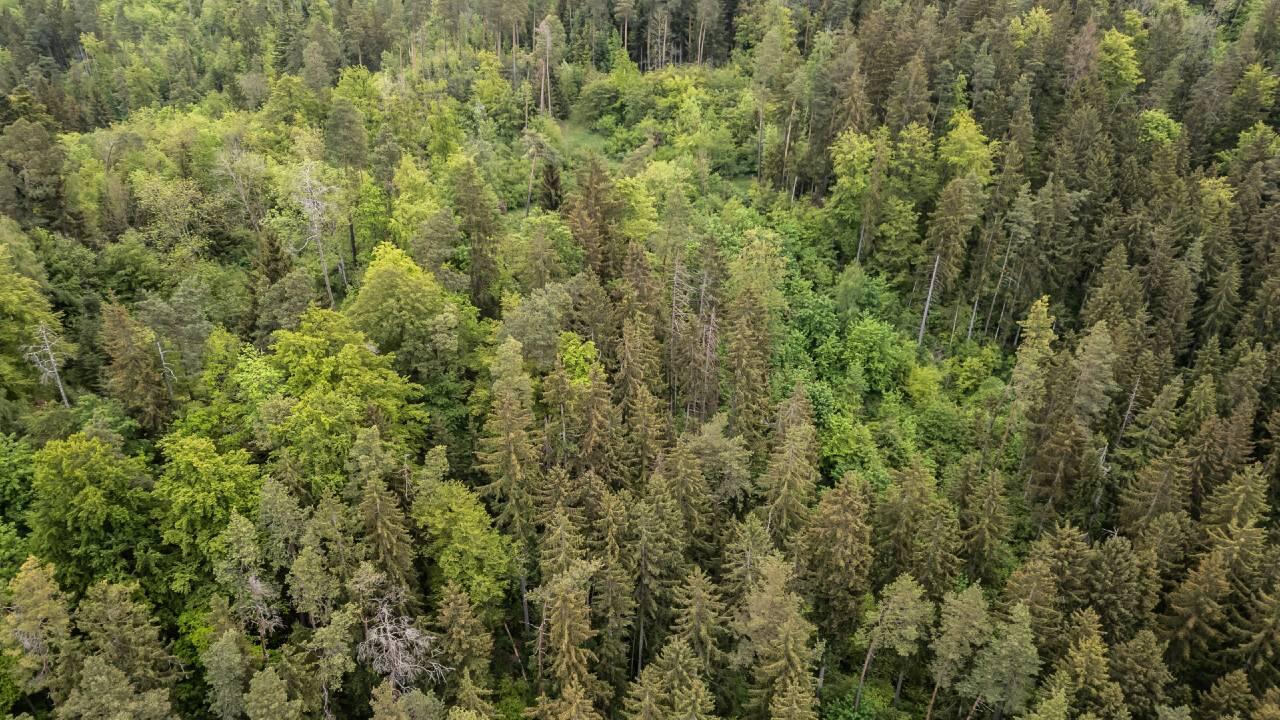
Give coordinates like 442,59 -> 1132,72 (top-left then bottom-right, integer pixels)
0,0 -> 1279,717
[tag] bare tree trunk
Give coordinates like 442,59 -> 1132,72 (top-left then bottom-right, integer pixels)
925,681 -> 941,720
918,252 -> 942,345
525,153 -> 538,216
855,639 -> 878,709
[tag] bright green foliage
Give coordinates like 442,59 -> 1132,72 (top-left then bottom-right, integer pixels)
346,243 -> 479,420
1098,30 -> 1143,96
413,476 -> 513,609
154,434 -> 260,593
0,245 -> 58,425
0,1 -> 1277,717
266,308 -> 427,487
28,432 -> 157,592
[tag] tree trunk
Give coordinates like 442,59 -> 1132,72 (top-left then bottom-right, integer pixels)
348,216 -> 358,271
855,640 -> 878,710
925,681 -> 940,720
918,252 -> 942,345
893,669 -> 906,706
316,234 -> 335,308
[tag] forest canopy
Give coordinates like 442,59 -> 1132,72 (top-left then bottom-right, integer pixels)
1,0 -> 1279,718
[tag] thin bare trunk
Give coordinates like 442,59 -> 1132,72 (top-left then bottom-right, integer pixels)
918,252 -> 942,345
854,639 -> 878,709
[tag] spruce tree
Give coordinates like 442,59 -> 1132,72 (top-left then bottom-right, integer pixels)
792,472 -> 873,661
477,337 -> 542,549
671,566 -> 729,674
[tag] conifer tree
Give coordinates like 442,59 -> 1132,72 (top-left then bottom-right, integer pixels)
926,585 -> 991,720
450,156 -> 502,317
534,559 -> 601,698
75,581 -> 176,692
854,573 -> 933,710
671,566 -> 729,674
737,556 -> 817,718
757,385 -> 819,543
1086,536 -> 1160,640
245,667 -> 303,720
959,603 -> 1040,719
1043,609 -> 1130,720
59,655 -> 172,720
1199,670 -> 1254,720
588,490 -> 635,692
630,476 -> 686,670
792,472 -> 873,661
202,629 -> 250,720
477,337 -> 542,550
100,299 -> 175,432
359,474 -> 417,593
961,468 -> 1012,585
1,556 -> 70,697
1110,629 -> 1174,720
435,581 -> 494,699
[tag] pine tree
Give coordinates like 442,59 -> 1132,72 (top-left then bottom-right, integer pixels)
1110,629 -> 1174,720
723,236 -> 785,462
652,638 -> 716,720
918,175 -> 985,344
621,665 -> 664,720
565,155 -> 625,281
588,490 -> 635,693
201,629 -> 250,720
854,574 -> 933,710
722,515 -> 775,609
926,585 -> 992,720
769,676 -> 817,720
630,476 -> 686,670
1230,579 -> 1280,689
1001,557 -> 1064,659
100,299 -> 174,432
960,468 -> 1012,585
1199,670 -> 1254,720
1,556 -> 70,697
534,560 -> 601,698
1164,548 -> 1232,669
959,603 -> 1040,719
1043,609 -> 1130,720
450,156 -> 502,317
737,557 -> 818,718
1086,536 -> 1160,640
58,655 -> 172,720
539,505 -> 587,582
75,581 -> 176,691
